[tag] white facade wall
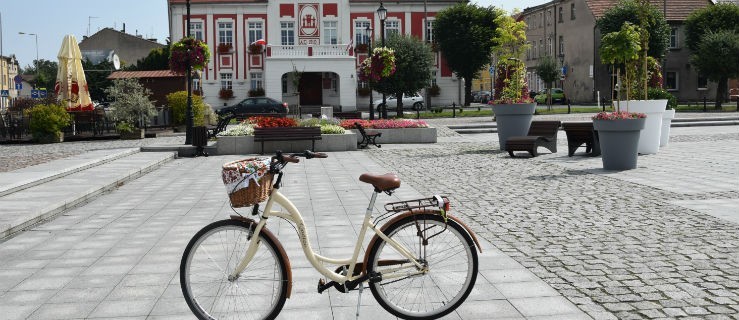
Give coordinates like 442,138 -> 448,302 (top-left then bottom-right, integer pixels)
169,0 -> 461,111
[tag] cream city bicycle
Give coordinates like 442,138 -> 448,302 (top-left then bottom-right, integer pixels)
180,150 -> 481,320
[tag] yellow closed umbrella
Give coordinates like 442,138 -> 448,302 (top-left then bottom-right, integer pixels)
54,34 -> 93,111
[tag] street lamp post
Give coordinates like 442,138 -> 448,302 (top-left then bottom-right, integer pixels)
377,2 -> 387,119
366,25 -> 375,120
558,52 -> 570,113
18,32 -> 38,87
185,0 -> 194,145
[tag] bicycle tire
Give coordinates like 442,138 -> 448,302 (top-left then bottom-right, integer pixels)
180,219 -> 288,320
367,213 -> 478,319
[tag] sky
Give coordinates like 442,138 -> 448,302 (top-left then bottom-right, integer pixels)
1,0 -> 542,70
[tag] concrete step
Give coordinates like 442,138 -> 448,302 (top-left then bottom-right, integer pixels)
671,120 -> 739,127
0,148 -> 140,197
0,151 -> 177,239
455,128 -> 497,134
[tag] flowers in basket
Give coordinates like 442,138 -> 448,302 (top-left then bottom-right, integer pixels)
592,111 -> 646,120
358,47 -> 396,82
169,37 -> 211,73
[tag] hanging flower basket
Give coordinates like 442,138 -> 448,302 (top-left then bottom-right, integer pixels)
357,47 -> 396,82
169,37 -> 211,73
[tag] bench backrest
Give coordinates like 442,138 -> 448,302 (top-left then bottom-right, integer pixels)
561,122 -> 594,132
354,122 -> 374,137
528,120 -> 561,138
254,126 -> 321,138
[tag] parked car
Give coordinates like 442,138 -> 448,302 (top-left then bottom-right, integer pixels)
374,92 -> 425,110
472,90 -> 492,103
534,88 -> 566,104
214,97 -> 289,117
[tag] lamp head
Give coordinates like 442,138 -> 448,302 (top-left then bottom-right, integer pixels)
377,2 -> 387,21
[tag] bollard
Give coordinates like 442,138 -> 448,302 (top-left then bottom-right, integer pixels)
567,99 -> 571,114
452,102 -> 456,118
703,96 -> 707,112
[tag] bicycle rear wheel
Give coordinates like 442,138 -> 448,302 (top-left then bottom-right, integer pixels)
367,214 -> 478,319
180,219 -> 288,320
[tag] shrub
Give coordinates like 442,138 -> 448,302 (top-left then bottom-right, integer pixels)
27,102 -> 71,141
166,91 -> 207,126
647,88 -> 677,110
340,119 -> 428,129
218,121 -> 255,136
320,124 -> 345,134
249,116 -> 298,128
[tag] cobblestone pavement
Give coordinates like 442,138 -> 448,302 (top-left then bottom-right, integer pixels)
0,136 -> 185,173
364,125 -> 739,319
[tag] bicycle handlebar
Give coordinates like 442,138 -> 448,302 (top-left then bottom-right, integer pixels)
271,150 -> 328,173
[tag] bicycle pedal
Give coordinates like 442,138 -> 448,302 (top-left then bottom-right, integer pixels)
317,278 -> 334,294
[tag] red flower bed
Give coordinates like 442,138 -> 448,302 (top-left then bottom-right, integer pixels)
249,116 -> 298,128
339,119 -> 428,129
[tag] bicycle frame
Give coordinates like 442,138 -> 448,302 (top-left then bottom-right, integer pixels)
228,189 -> 425,284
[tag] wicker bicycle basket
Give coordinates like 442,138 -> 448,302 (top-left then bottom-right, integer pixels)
221,158 -> 273,208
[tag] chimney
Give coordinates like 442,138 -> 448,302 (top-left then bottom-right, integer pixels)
122,23 -> 126,33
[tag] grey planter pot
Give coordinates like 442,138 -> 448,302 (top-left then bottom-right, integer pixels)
492,103 -> 536,150
593,118 -> 646,170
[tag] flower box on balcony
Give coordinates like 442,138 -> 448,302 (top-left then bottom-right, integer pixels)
249,43 -> 263,55
219,88 -> 234,99
248,88 -> 265,97
217,43 -> 233,54
354,43 -> 368,53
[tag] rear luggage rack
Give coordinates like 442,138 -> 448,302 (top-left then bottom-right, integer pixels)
384,196 -> 449,213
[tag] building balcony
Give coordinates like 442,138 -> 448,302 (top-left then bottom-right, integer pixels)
267,44 -> 353,59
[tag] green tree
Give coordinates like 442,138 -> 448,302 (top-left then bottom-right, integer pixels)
82,59 -> 114,102
105,78 -> 157,128
535,55 -> 560,109
685,3 -> 739,108
596,0 -> 669,59
22,59 -> 59,92
434,3 -> 501,105
373,34 -> 434,117
691,30 -> 739,108
129,46 -> 171,71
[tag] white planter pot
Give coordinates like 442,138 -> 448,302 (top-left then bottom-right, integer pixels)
618,100 -> 666,154
216,133 -> 358,155
660,109 -> 675,147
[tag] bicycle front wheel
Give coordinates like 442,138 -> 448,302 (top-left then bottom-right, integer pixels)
367,214 -> 478,319
180,219 -> 288,320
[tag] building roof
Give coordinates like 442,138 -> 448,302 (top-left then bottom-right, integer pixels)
587,0 -> 713,21
108,70 -> 184,80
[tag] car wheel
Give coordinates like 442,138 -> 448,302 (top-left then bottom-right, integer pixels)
412,102 -> 424,111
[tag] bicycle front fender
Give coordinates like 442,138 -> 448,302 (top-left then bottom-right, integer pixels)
361,210 -> 482,275
230,215 -> 294,299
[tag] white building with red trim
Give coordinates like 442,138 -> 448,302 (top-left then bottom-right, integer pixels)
167,0 -> 463,111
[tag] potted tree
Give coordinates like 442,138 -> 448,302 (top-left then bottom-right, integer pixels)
594,22 -> 646,170
598,0 -> 670,154
488,9 -> 534,150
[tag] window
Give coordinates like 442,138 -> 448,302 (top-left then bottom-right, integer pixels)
281,74 -> 288,94
698,76 -> 708,89
323,21 -> 338,45
220,72 -> 233,90
669,27 -> 679,49
547,10 -> 552,26
571,3 -> 576,20
532,42 -> 537,59
665,71 -> 678,91
559,36 -> 564,56
385,20 -> 400,38
559,7 -> 563,23
248,21 -> 263,44
250,72 -> 263,90
355,20 -> 371,45
189,21 -> 203,40
281,22 -> 295,45
526,42 -> 531,60
547,37 -> 552,55
539,39 -> 543,58
431,70 -> 437,86
425,20 -> 435,43
218,22 -> 233,45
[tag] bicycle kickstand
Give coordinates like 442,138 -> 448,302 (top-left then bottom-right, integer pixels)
355,283 -> 364,320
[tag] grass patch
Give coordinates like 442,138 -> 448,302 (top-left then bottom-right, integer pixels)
675,104 -> 738,112
408,109 -> 493,118
534,106 -> 614,115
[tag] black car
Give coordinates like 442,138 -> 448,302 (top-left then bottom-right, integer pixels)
215,97 -> 289,116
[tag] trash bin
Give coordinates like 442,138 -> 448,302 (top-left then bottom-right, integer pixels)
192,126 -> 209,157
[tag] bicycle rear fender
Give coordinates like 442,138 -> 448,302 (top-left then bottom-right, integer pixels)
361,210 -> 482,275
230,215 -> 293,298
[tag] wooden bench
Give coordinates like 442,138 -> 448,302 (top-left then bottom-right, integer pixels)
254,126 -> 322,154
562,122 -> 601,157
354,122 -> 381,149
335,111 -> 362,119
505,120 -> 561,157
